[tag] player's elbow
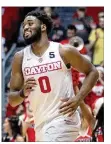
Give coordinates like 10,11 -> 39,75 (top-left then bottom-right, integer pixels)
8,96 -> 18,107
85,67 -> 99,85
87,67 -> 99,80
8,99 -> 17,107
92,67 -> 99,80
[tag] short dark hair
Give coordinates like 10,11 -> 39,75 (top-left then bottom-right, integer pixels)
25,10 -> 53,35
51,12 -> 59,19
78,7 -> 86,12
67,24 -> 77,32
8,115 -> 22,139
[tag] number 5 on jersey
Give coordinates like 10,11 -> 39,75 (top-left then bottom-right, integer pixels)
49,52 -> 55,58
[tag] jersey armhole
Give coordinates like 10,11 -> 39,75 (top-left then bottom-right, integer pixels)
58,44 -> 71,70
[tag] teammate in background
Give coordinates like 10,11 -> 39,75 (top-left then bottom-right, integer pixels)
8,10 -> 99,141
2,116 -> 24,142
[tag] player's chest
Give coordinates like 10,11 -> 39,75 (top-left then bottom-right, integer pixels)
22,51 -> 63,77
23,60 -> 62,76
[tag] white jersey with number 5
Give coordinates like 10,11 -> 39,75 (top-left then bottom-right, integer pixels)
22,41 -> 81,140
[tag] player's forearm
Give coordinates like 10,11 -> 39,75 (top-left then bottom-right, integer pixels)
74,85 -> 95,129
80,101 -> 95,129
8,90 -> 24,107
80,101 -> 91,121
76,69 -> 99,102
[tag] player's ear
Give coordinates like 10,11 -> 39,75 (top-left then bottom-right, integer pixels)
41,24 -> 46,32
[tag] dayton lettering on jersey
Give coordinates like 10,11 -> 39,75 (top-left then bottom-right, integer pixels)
24,61 -> 62,76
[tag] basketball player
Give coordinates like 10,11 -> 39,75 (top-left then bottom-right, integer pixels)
8,10 -> 99,141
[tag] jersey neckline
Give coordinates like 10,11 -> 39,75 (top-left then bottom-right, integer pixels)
30,41 -> 51,59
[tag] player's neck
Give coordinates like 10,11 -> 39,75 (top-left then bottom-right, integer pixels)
31,36 -> 49,56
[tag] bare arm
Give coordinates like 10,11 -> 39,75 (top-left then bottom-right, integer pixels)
85,40 -> 95,51
80,101 -> 95,130
8,51 -> 37,107
8,51 -> 24,107
59,45 -> 99,116
60,45 -> 99,102
74,85 -> 95,130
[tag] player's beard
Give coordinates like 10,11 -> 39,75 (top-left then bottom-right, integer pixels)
23,26 -> 42,45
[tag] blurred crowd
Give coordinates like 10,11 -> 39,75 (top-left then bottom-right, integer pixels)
2,7 -> 104,142
2,7 -> 104,65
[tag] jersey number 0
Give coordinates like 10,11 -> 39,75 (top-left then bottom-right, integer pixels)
38,76 -> 51,93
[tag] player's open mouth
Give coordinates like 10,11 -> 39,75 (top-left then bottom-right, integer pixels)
24,31 -> 32,38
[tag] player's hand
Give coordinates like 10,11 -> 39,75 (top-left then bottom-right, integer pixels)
23,77 -> 37,97
59,96 -> 80,117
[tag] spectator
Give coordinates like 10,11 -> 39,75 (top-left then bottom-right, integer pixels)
72,7 -> 94,44
49,12 -> 66,42
100,61 -> 104,68
2,116 -> 24,142
5,98 -> 35,142
92,99 -> 104,142
78,65 -> 104,142
98,11 -> 104,19
2,7 -> 23,53
43,7 -> 55,17
87,13 -> 104,65
60,24 -> 76,44
86,7 -> 104,25
20,110 -> 35,142
5,102 -> 26,119
84,66 -> 104,110
97,66 -> 104,85
2,37 -> 6,60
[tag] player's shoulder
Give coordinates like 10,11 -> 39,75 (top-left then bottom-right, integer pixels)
13,50 -> 23,63
50,41 -> 60,47
59,43 -> 76,50
13,45 -> 29,61
59,43 -> 78,57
